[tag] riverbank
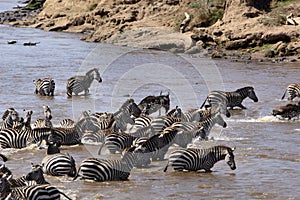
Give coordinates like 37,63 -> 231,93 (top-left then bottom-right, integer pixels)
1,0 -> 300,62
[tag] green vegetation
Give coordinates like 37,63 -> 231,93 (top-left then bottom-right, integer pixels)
188,0 -> 224,27
24,0 -> 45,10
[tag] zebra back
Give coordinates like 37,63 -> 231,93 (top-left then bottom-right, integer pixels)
150,116 -> 181,133
51,127 -> 81,145
281,83 -> 300,100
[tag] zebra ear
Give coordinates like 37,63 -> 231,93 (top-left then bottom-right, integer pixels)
232,147 -> 236,151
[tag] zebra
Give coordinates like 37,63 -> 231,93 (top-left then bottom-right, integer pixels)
197,109 -> 227,140
281,83 -> 300,101
112,99 -> 141,132
201,86 -> 258,110
224,86 -> 258,109
74,146 -> 137,182
26,164 -> 49,184
163,145 -> 236,172
66,68 -> 102,97
81,129 -> 112,145
33,77 -> 55,96
0,176 -> 72,200
150,116 -> 181,134
166,106 -> 182,118
75,111 -> 114,137
98,132 -> 137,154
138,91 -> 170,116
134,127 -> 179,163
0,128 -> 51,149
0,109 -> 22,130
272,102 -> 300,120
59,118 -> 75,128
50,127 -> 81,145
13,110 -> 33,130
41,153 -> 77,177
33,105 -> 53,129
200,91 -> 231,117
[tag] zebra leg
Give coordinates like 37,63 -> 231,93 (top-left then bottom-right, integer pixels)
163,161 -> 169,172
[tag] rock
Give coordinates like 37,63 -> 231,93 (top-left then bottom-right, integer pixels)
106,27 -> 195,53
261,32 -> 291,43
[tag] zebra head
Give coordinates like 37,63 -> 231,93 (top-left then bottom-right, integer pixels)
87,68 -> 102,83
158,91 -> 170,113
167,106 -> 182,118
26,164 -> 47,184
246,87 -> 258,102
224,147 -> 236,170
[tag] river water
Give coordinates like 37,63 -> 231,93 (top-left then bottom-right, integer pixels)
0,3 -> 300,200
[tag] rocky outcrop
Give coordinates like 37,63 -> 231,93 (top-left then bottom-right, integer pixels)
1,0 -> 300,59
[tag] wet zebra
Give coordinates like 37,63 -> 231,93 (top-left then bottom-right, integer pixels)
224,86 -> 258,109
59,118 -> 75,128
200,91 -> 231,117
33,77 -> 55,96
138,91 -> 170,116
281,83 -> 300,101
0,128 -> 51,149
98,132 -> 137,154
41,153 -> 76,177
150,116 -> 181,133
33,105 -> 53,129
197,109 -> 227,140
112,99 -> 141,132
0,154 -> 8,162
50,127 -> 81,145
26,164 -> 49,184
66,68 -> 102,97
0,109 -> 22,130
134,127 -> 179,162
164,145 -> 236,172
12,110 -> 33,130
74,147 -> 137,182
0,176 -> 72,200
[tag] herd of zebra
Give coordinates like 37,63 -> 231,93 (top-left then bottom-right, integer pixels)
1,66 -> 300,199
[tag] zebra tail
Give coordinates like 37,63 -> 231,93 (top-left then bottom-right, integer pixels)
200,97 -> 208,109
281,89 -> 287,100
163,161 -> 169,172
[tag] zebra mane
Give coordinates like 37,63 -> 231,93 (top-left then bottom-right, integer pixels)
86,68 -> 99,75
235,86 -> 254,93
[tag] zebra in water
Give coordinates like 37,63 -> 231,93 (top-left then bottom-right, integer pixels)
200,91 -> 231,117
134,127 -> 179,163
112,99 -> 141,132
42,152 -> 76,177
33,105 -> 53,129
74,146 -> 137,182
281,83 -> 300,101
0,175 -> 72,200
59,118 -> 75,128
81,129 -> 112,145
201,86 -> 258,110
0,128 -> 51,149
49,127 -> 81,145
0,109 -> 22,130
33,77 -> 55,96
138,91 -> 170,116
164,145 -> 236,172
12,110 -> 33,130
98,132 -> 137,154
66,68 -> 102,97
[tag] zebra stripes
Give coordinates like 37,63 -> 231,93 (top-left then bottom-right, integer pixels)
164,145 -> 236,172
201,86 -> 258,111
225,86 -> 258,109
41,153 -> 77,177
74,147 -> 137,182
0,154 -> 8,162
33,78 -> 55,96
0,109 -> 22,130
0,128 -> 51,149
200,91 -> 231,117
66,68 -> 102,97
0,176 -> 72,200
50,127 -> 81,145
281,83 -> 300,100
33,105 -> 53,129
